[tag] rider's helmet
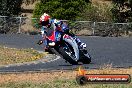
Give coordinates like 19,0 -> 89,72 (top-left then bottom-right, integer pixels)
40,13 -> 51,26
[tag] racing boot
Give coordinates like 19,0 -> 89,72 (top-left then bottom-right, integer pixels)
44,47 -> 48,52
79,42 -> 87,50
74,37 -> 87,50
77,41 -> 87,54
44,45 -> 54,54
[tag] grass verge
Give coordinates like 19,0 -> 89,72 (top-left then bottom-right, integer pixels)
0,45 -> 47,66
0,68 -> 131,88
0,45 -> 131,88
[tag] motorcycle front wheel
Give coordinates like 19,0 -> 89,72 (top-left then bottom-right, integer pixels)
79,50 -> 91,64
58,46 -> 78,65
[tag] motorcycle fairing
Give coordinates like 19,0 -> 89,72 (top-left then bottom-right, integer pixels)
63,34 -> 80,61
47,31 -> 55,41
47,30 -> 62,42
46,30 -> 80,61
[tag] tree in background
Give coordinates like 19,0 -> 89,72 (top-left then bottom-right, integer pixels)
128,0 -> 132,21
129,0 -> 132,8
0,0 -> 39,16
80,3 -> 113,22
33,0 -> 90,20
1,0 -> 132,22
111,0 -> 132,22
0,0 -> 22,16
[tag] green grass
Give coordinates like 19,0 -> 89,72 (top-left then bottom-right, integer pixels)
0,79 -> 131,88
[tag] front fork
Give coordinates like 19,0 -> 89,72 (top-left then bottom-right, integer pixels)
63,34 -> 80,61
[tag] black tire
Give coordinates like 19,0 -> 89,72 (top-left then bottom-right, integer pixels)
59,46 -> 78,65
79,50 -> 91,64
81,55 -> 91,64
76,75 -> 87,85
47,48 -> 55,54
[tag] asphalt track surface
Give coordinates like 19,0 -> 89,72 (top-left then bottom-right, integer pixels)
0,34 -> 132,72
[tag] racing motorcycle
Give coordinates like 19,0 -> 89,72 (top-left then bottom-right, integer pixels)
41,26 -> 91,65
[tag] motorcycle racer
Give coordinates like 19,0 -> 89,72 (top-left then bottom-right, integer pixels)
37,13 -> 87,51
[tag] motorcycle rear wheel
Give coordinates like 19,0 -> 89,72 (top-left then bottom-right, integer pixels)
79,50 -> 91,64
